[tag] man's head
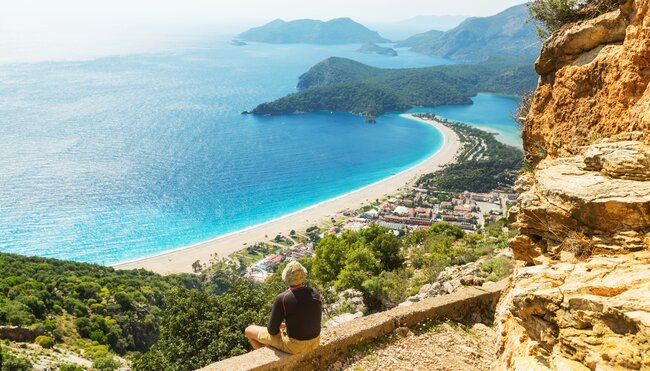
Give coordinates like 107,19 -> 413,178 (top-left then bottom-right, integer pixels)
282,261 -> 308,287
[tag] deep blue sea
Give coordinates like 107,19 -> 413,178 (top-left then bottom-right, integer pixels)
0,39 -> 520,264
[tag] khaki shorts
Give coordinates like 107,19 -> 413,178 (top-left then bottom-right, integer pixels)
257,328 -> 320,354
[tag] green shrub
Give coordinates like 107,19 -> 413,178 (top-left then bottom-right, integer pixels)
43,319 -> 58,333
1,301 -> 36,326
35,335 -> 55,349
15,295 -> 46,319
0,349 -> 32,371
481,256 -> 513,282
528,0 -> 622,38
92,356 -> 120,371
514,91 -> 534,128
133,280 -> 277,371
58,363 -> 85,371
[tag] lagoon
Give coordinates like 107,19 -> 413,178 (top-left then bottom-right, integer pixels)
410,94 -> 521,147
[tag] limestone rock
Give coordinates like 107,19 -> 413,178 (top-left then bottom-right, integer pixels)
501,141 -> 650,369
523,0 -> 650,164
418,283 -> 432,295
498,251 -> 650,370
418,282 -> 444,298
535,9 -> 628,76
498,2 -> 650,369
328,289 -> 366,315
405,295 -> 420,303
512,141 -> 650,256
582,139 -> 650,180
512,356 -> 551,371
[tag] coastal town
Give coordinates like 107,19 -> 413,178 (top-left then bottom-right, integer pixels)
244,185 -> 516,281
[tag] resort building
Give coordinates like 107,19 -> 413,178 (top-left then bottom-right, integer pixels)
393,205 -> 410,215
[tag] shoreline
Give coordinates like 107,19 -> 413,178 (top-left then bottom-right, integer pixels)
113,114 -> 461,274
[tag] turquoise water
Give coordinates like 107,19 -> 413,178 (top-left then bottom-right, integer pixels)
0,39 -> 520,264
409,93 -> 521,147
0,41 -> 452,264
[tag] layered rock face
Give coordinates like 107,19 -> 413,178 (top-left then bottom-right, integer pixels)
524,0 -> 650,165
497,1 -> 650,369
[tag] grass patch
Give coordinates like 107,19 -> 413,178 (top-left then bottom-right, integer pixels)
481,256 -> 513,282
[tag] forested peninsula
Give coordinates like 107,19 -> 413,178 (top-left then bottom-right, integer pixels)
246,57 -> 536,121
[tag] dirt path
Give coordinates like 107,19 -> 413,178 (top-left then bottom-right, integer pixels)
330,321 -> 496,371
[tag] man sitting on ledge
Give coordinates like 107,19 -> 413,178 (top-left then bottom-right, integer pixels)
245,261 -> 322,354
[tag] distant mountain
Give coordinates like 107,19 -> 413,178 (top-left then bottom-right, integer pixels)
395,29 -> 444,48
356,42 -> 398,57
405,4 -> 541,61
369,15 -> 467,40
247,56 -> 537,121
399,15 -> 468,31
238,18 -> 389,44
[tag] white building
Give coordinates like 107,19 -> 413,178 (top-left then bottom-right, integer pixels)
393,206 -> 409,215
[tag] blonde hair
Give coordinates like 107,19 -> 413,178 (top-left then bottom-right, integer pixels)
282,261 -> 308,286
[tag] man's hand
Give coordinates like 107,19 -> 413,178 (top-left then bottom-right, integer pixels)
279,323 -> 286,330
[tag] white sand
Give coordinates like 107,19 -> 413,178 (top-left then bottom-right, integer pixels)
113,114 -> 461,274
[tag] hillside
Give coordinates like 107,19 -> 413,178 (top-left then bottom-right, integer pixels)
0,253 -> 205,367
238,18 -> 389,44
370,15 -> 467,40
0,212 -> 514,370
248,56 -> 537,121
395,15 -> 467,31
395,29 -> 444,48
405,4 -> 541,61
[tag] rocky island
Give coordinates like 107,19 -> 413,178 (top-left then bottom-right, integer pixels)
237,18 -> 389,45
243,6 -> 545,122
356,42 -> 398,56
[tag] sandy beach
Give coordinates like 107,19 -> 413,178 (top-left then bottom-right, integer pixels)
113,114 -> 461,274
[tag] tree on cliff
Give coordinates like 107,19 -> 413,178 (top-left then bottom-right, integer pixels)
528,0 -> 622,37
133,280 -> 283,371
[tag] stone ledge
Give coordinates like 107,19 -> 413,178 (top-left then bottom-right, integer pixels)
200,279 -> 507,371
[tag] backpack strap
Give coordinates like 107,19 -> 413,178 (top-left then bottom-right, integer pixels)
282,288 -> 291,317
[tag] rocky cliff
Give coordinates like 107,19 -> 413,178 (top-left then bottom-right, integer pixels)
497,1 -> 650,370
523,0 -> 649,165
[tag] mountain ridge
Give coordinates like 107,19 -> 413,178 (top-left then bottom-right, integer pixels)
248,56 -> 537,121
238,17 -> 390,44
403,4 -> 541,61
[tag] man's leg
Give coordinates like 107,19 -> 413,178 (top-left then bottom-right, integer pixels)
245,325 -> 266,349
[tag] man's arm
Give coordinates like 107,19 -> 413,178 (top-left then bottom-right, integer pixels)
267,295 -> 284,336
